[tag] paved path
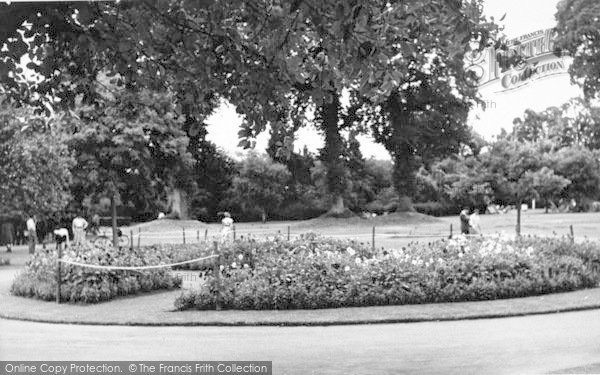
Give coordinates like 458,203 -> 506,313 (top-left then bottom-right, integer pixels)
2,309 -> 600,374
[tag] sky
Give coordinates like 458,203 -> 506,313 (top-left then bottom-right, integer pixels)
205,0 -> 580,160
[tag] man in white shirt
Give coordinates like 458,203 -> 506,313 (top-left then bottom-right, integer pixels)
72,215 -> 88,245
26,215 -> 37,254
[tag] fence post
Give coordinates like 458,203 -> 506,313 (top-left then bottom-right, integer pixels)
56,245 -> 62,304
182,227 -> 186,244
196,229 -> 200,242
570,225 -> 574,243
130,230 -> 133,251
287,225 -> 290,241
372,226 -> 375,252
233,225 -> 236,241
213,241 -> 222,311
204,229 -> 208,242
137,227 -> 141,249
450,224 -> 453,239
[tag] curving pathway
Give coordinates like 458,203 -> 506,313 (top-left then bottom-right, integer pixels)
2,310 -> 600,374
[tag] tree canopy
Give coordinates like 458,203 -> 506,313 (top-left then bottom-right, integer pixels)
0,104 -> 73,220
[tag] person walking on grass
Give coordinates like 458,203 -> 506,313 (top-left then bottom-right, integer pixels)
26,215 -> 37,254
72,214 -> 88,245
469,209 -> 482,235
459,208 -> 470,235
220,212 -> 234,243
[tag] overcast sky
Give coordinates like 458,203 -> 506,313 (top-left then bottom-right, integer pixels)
205,0 -> 580,160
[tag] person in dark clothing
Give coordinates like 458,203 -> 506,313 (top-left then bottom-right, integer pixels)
0,221 -> 14,252
459,208 -> 470,235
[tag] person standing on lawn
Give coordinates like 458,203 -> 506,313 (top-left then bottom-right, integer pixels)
220,212 -> 234,243
1,220 -> 14,253
459,208 -> 470,235
72,214 -> 88,245
26,215 -> 37,254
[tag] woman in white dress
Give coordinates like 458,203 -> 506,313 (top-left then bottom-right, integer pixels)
220,212 -> 234,243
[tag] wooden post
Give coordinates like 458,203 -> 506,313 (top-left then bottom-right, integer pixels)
204,229 -> 208,242
56,246 -> 62,304
130,230 -> 133,251
372,226 -> 375,252
570,225 -> 574,243
196,229 -> 200,242
137,227 -> 141,249
287,225 -> 290,241
450,224 -> 453,239
182,227 -> 186,244
233,225 -> 236,241
213,241 -> 222,311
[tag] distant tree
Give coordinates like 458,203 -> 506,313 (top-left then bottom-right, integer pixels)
0,104 -> 74,222
188,140 -> 235,222
529,166 -> 571,213
482,139 -> 543,235
551,145 -> 600,206
67,89 -> 192,246
228,153 -> 291,223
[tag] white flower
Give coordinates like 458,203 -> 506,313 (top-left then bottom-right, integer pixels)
346,247 -> 356,256
238,254 -> 243,260
243,263 -> 249,268
355,257 -> 362,265
219,265 -> 225,271
458,252 -> 464,258
231,262 -> 237,268
344,266 -> 350,272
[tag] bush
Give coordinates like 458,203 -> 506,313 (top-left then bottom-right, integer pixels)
11,242 -> 182,303
174,234 -> 600,310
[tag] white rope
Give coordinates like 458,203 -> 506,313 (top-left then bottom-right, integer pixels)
59,254 -> 218,271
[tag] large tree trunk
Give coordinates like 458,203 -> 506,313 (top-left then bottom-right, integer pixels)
319,91 -> 347,214
516,201 -> 522,237
396,196 -> 414,212
327,195 -> 346,216
392,152 -> 417,212
111,194 -> 118,248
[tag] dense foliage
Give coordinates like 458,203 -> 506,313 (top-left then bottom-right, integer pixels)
174,234 -> 600,310
0,104 -> 74,220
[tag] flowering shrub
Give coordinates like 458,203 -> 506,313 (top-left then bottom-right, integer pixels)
174,234 -> 600,310
11,243 -> 181,303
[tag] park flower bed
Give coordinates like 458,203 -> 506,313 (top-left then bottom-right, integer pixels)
11,243 -> 181,303
174,234 -> 600,310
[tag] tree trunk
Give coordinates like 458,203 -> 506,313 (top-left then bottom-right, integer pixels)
111,194 -> 118,248
516,201 -> 522,237
392,152 -> 418,212
327,195 -> 345,216
319,91 -> 347,214
261,209 -> 267,223
396,195 -> 414,212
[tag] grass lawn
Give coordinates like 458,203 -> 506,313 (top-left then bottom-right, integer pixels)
120,209 -> 600,249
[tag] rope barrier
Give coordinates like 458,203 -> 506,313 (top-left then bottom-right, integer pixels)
58,254 -> 219,271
